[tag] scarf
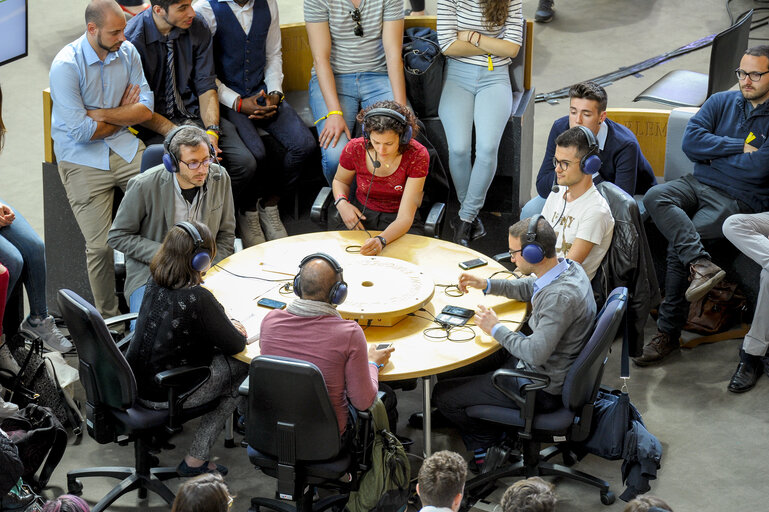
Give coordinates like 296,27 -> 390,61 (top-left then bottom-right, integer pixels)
286,298 -> 341,318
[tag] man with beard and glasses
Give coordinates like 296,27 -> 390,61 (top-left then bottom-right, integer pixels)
635,45 -> 769,366
125,0 -> 263,246
49,0 -> 153,318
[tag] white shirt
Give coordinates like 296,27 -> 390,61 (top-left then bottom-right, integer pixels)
541,184 -> 614,280
192,0 -> 284,108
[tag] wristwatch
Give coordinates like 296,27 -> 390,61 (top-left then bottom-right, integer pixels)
375,235 -> 387,248
205,124 -> 221,136
268,90 -> 285,106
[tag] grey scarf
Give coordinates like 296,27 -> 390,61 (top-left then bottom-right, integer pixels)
287,298 -> 341,318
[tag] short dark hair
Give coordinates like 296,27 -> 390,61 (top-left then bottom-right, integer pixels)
509,217 -> 557,259
500,477 -> 557,512
298,257 -> 340,302
171,473 -> 232,512
623,495 -> 674,512
168,125 -> 210,160
554,126 -> 591,160
745,45 -> 769,63
150,221 -> 216,290
150,0 -> 185,11
569,81 -> 608,112
357,101 -> 419,154
417,451 -> 467,508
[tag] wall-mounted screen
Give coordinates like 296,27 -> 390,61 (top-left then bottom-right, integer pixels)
0,0 -> 29,67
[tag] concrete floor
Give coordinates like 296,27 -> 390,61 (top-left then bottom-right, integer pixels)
1,0 -> 768,510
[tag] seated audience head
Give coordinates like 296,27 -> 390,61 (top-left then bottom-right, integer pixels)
150,0 -> 196,31
42,495 -> 91,512
416,450 -> 467,512
623,495 -> 674,512
171,473 -> 233,512
554,126 -> 602,184
357,101 -> 419,156
737,46 -> 769,105
150,220 -> 215,289
293,253 -> 348,305
508,216 -> 557,272
163,125 -> 215,188
84,0 -> 127,57
499,477 -> 556,512
568,81 -> 608,136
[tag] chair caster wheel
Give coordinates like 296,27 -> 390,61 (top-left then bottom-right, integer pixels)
562,451 -> 576,467
68,479 -> 83,495
600,491 -> 615,505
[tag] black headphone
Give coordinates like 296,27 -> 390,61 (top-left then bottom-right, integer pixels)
293,253 -> 348,305
163,126 -> 216,174
362,107 -> 413,145
575,125 -> 602,174
175,221 -> 212,272
521,215 -> 546,264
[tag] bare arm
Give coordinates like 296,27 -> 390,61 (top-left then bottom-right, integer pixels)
332,165 -> 367,230
198,89 -> 222,156
140,113 -> 177,137
382,19 -> 407,105
565,238 -> 595,265
359,176 -> 425,255
86,84 -> 152,126
444,31 -> 520,58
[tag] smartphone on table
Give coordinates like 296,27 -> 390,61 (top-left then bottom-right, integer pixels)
257,297 -> 287,310
459,258 -> 487,270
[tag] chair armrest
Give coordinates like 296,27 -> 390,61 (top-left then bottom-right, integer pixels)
104,312 -> 138,328
155,366 -> 211,433
239,377 -> 249,396
492,368 -> 550,440
493,252 -> 511,262
311,187 -> 333,226
424,202 -> 446,239
115,332 -> 133,353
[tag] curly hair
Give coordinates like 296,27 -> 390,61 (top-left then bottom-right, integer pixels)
500,477 -> 557,512
481,0 -> 510,30
356,101 -> 419,154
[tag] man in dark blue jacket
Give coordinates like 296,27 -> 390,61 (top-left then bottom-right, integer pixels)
635,46 -> 769,366
520,82 -> 657,219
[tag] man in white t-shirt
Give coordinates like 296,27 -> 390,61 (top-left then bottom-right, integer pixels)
539,126 -> 614,279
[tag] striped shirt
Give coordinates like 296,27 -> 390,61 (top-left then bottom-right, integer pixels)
304,0 -> 403,75
437,0 -> 523,68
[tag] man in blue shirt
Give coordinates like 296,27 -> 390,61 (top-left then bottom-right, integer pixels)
520,81 -> 657,220
125,0 -> 264,246
50,0 -> 153,318
635,46 -> 769,366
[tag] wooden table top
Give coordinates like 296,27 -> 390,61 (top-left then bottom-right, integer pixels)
204,231 -> 527,381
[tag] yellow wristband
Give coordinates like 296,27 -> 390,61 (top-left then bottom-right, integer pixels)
314,110 -> 344,125
206,130 -> 219,139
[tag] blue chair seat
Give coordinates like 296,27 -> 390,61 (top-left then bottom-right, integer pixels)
466,404 -> 576,433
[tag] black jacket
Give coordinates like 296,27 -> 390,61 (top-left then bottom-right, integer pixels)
592,182 -> 661,357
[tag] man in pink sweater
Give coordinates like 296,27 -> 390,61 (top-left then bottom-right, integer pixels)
260,253 -> 394,434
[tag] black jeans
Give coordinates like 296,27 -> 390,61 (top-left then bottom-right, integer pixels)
644,174 -> 752,336
331,197 -> 425,234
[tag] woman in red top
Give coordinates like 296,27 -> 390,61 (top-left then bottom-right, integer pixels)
332,101 -> 429,256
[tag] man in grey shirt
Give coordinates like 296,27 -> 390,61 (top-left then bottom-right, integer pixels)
433,215 -> 595,468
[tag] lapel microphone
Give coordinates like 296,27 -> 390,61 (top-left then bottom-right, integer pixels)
551,173 -> 559,193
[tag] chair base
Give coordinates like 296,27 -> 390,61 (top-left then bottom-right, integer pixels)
67,465 -> 179,512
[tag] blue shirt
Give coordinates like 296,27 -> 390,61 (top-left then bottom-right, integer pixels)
50,34 -> 153,170
124,10 -> 217,120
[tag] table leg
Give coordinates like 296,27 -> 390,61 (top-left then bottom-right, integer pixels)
422,375 -> 432,456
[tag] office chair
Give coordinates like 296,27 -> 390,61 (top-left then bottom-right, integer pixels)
240,355 -> 374,512
462,287 -> 629,507
57,289 -> 221,512
634,10 -> 753,107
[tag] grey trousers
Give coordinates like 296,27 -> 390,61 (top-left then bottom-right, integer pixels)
723,212 -> 769,356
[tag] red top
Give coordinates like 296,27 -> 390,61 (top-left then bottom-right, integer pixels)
339,137 -> 429,213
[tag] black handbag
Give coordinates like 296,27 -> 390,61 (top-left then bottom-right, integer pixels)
403,27 -> 445,118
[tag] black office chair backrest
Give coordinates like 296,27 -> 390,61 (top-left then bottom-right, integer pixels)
247,355 -> 342,461
561,287 -> 628,411
57,289 -> 137,411
140,144 -> 165,173
707,9 -> 753,98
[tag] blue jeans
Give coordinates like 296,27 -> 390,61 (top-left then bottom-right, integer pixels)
520,195 -> 547,220
128,284 -> 146,331
0,201 -> 47,317
438,59 -> 513,222
309,72 -> 394,184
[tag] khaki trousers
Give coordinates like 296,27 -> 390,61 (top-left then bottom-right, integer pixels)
57,145 -> 144,317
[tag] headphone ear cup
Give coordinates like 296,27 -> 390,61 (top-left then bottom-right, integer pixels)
191,250 -> 211,272
330,281 -> 348,305
293,274 -> 302,298
163,153 -> 178,173
582,153 -> 602,174
401,125 -> 412,145
521,243 -> 545,264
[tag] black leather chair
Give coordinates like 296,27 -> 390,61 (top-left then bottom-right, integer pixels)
462,287 -> 629,507
57,289 -> 220,512
240,355 -> 373,512
634,10 -> 753,107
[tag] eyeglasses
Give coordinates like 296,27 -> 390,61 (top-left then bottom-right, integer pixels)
179,157 -> 215,170
735,68 -> 769,82
509,249 -> 522,258
350,9 -> 363,37
552,157 -> 572,172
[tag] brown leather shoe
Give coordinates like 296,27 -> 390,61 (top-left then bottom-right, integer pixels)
633,332 -> 680,366
685,258 -> 725,303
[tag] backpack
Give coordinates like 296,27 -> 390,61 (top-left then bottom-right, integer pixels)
346,400 -> 410,512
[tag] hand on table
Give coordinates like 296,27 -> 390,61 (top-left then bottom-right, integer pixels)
458,272 -> 486,293
474,304 -> 498,335
360,237 -> 384,256
230,318 -> 247,337
368,344 -> 394,368
0,203 -> 15,227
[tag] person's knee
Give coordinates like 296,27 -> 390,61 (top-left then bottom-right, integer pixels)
722,214 -> 742,239
2,252 -> 23,287
84,241 -> 113,265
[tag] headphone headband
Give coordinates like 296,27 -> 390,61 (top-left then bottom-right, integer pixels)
362,107 -> 412,145
175,221 -> 211,272
574,125 -> 602,175
521,215 -> 546,264
298,252 -> 344,274
162,126 -> 215,174
294,253 -> 348,305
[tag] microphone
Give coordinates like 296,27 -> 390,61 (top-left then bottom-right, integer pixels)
367,148 -> 381,168
551,173 -> 559,193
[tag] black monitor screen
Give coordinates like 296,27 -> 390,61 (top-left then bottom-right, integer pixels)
0,0 -> 28,67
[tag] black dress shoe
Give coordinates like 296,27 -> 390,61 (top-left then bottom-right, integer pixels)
408,409 -> 449,430
728,359 -> 762,393
452,217 -> 472,246
471,217 -> 487,241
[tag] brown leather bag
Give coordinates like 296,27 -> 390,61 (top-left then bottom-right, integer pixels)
684,279 -> 747,335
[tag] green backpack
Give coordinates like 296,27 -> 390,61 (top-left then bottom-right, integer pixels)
346,399 -> 410,512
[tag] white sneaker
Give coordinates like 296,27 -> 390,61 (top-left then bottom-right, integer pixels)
237,210 -> 266,248
257,201 -> 288,240
20,316 -> 74,353
0,335 -> 20,373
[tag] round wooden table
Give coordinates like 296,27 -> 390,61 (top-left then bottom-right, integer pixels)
204,231 -> 527,454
